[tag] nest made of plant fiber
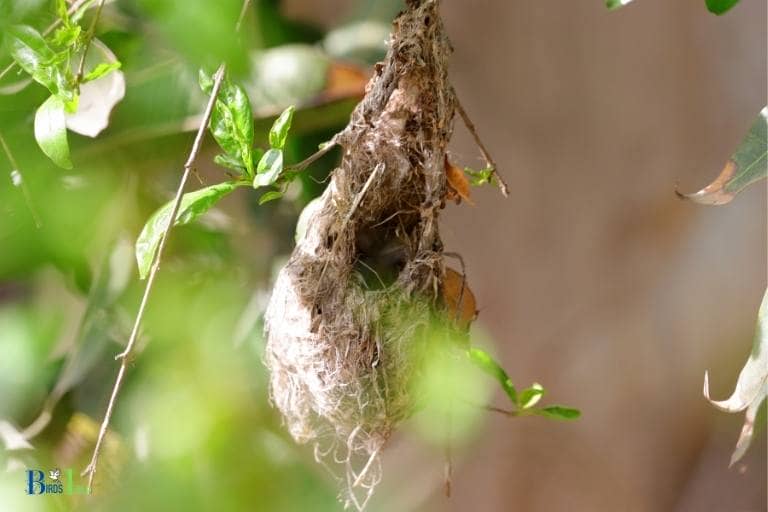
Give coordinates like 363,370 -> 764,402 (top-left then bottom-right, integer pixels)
264,1 -> 470,509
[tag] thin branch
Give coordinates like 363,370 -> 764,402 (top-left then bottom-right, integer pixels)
235,0 -> 252,33
453,90 -> 510,197
0,0 -> 93,82
0,133 -> 42,228
82,63 -> 228,494
75,0 -> 108,83
287,137 -> 338,172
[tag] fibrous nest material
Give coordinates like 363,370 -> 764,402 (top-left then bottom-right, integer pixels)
264,1 -> 473,508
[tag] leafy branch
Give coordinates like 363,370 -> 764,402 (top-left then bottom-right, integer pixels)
4,0 -> 123,168
467,347 -> 581,421
82,62 -> 228,493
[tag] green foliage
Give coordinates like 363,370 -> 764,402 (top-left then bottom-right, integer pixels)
83,61 -> 122,83
34,95 -> 72,169
200,69 -> 256,177
135,181 -> 242,279
467,347 -> 580,420
269,105 -> 295,150
465,166 -> 495,187
6,25 -> 77,111
706,0 -> 740,14
538,406 -> 582,420
467,347 -> 517,403
518,383 -> 544,409
258,190 -> 284,205
606,0 -> 741,14
5,2 -> 124,167
254,148 -> 284,188
606,0 -> 633,10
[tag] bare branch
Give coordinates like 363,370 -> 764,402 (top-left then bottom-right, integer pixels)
82,62 -> 227,494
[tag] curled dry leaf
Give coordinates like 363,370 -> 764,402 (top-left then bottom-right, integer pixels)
678,108 -> 767,205
65,40 -> 125,138
444,157 -> 473,205
703,289 -> 768,465
323,61 -> 369,100
441,267 -> 477,330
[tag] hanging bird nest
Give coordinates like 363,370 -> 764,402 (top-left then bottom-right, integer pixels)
264,1 -> 484,508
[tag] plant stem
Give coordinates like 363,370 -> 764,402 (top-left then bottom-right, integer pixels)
75,0 -> 108,83
82,63 -> 227,494
453,91 -> 510,197
0,133 -> 42,228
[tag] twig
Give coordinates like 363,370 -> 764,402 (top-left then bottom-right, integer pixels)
75,0 -> 108,83
82,63 -> 228,494
0,133 -> 42,228
235,0 -> 252,33
287,137 -> 338,172
453,91 -> 509,197
0,0 -> 93,82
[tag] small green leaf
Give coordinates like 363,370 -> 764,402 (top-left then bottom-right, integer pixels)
50,24 -> 81,48
258,190 -> 284,205
269,105 -> 295,149
253,148 -> 283,188
7,25 -> 77,107
198,68 -> 214,95
135,181 -> 240,279
519,383 -> 545,409
606,0 -> 633,10
465,166 -> 495,187
83,61 -> 121,83
213,153 -> 246,173
467,347 -> 517,404
34,95 -> 72,169
537,406 -> 581,421
705,0 -> 740,15
203,73 -> 255,176
679,108 -> 767,205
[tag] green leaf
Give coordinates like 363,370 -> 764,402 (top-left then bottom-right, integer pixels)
202,73 -> 255,177
135,181 -> 240,279
518,383 -> 545,409
50,24 -> 81,48
258,190 -> 284,205
465,166 -> 495,187
198,68 -> 214,95
536,406 -> 581,421
679,107 -> 767,205
269,105 -> 295,150
704,289 -> 768,465
253,149 -> 283,188
213,153 -> 246,173
606,0 -> 633,10
83,61 -> 121,83
467,347 -> 517,404
34,95 -> 72,169
7,25 -> 77,108
705,0 -> 740,15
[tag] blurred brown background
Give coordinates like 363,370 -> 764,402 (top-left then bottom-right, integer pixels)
284,0 -> 767,510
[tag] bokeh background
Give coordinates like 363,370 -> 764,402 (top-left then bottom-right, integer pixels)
0,0 -> 765,511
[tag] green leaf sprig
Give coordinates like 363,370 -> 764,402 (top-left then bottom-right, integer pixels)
467,347 -> 580,421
